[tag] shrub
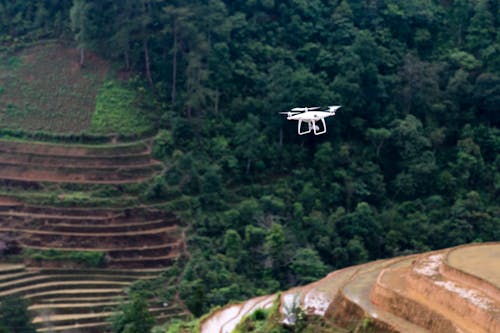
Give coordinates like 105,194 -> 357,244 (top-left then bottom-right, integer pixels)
23,248 -> 106,267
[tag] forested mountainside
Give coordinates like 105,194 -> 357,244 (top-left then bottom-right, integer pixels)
1,0 -> 499,322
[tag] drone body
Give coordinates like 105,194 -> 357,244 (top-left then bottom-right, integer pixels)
280,106 -> 341,135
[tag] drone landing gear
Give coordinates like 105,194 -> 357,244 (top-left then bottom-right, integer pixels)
298,119 -> 326,135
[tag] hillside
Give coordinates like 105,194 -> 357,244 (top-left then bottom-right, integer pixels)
0,42 -> 188,332
201,243 -> 500,333
0,1 -> 499,332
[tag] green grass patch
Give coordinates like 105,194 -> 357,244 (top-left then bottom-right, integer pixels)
0,189 -> 140,208
23,248 -> 106,267
91,80 -> 153,136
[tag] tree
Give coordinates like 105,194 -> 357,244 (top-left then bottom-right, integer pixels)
0,295 -> 36,333
110,294 -> 155,333
290,247 -> 327,284
466,0 -> 496,54
264,223 -> 287,284
70,0 -> 93,65
108,0 -> 135,70
397,53 -> 441,116
162,4 -> 196,106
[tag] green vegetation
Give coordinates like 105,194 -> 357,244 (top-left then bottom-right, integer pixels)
92,80 -> 153,135
110,294 -> 156,333
0,295 -> 36,333
23,248 -> 106,267
233,296 -> 283,333
233,295 -> 346,333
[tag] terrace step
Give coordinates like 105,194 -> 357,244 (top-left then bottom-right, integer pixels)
0,162 -> 161,184
40,219 -> 174,233
36,267 -> 164,277
33,296 -> 126,305
33,311 -> 114,327
108,254 -> 179,269
36,321 -> 109,333
19,231 -> 180,251
25,288 -> 125,302
0,139 -> 150,157
30,301 -> 120,315
0,196 -> 22,208
333,258 -> 430,333
444,243 -> 500,300
0,273 -> 143,292
406,251 -> 499,333
372,255 -> 477,333
106,242 -> 182,259
0,208 -> 177,224
4,224 -> 178,237
0,151 -> 154,168
0,280 -> 130,298
0,271 -> 40,284
1,218 -> 176,233
32,304 -> 185,331
0,263 -> 27,274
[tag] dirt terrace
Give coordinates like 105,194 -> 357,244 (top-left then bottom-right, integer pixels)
200,243 -> 500,333
0,264 -> 187,333
0,204 -> 183,269
0,139 -> 162,184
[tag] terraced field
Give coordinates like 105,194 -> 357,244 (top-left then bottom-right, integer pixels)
0,139 -> 162,184
0,138 -> 187,331
201,243 -> 500,333
0,264 -> 188,333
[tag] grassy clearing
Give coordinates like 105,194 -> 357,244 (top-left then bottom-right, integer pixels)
0,42 -> 108,133
91,80 -> 153,136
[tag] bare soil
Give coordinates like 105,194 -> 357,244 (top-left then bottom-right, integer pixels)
447,244 -> 500,289
0,43 -> 109,133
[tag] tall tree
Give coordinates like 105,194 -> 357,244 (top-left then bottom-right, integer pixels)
70,0 -> 92,65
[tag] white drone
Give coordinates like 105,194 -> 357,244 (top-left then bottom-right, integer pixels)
280,105 -> 341,135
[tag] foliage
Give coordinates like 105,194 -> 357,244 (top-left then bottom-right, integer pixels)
110,294 -> 156,333
158,319 -> 197,333
23,248 -> 106,267
91,80 -> 153,135
0,295 -> 36,333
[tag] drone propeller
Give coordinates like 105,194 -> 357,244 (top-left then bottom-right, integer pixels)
279,111 -> 301,117
327,105 -> 342,113
291,106 -> 321,112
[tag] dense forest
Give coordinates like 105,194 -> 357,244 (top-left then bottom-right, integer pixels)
0,0 -> 499,321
